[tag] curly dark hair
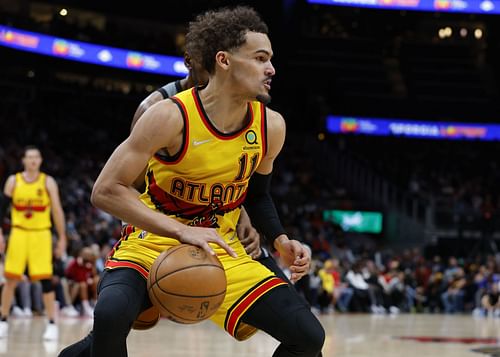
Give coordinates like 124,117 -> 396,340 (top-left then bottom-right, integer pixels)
185,6 -> 268,74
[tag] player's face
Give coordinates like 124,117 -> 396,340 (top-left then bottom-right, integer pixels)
185,55 -> 209,86
22,149 -> 42,171
191,59 -> 209,86
227,31 -> 275,104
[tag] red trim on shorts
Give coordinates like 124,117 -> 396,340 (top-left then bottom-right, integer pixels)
3,272 -> 23,280
30,274 -> 52,281
105,259 -> 149,280
225,277 -> 286,338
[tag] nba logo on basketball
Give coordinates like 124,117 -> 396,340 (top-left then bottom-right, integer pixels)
197,301 -> 210,318
188,246 -> 204,259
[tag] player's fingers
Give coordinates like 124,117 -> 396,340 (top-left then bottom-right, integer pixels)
239,231 -> 256,242
244,241 -> 260,259
293,256 -> 309,266
239,236 -> 251,244
236,226 -> 245,238
251,248 -> 261,259
199,241 -> 216,256
291,264 -> 310,281
246,228 -> 259,240
209,235 -> 237,258
290,263 -> 309,274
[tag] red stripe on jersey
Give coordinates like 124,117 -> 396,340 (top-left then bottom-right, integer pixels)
105,259 -> 149,279
13,205 -> 48,212
225,277 -> 286,337
154,97 -> 190,165
260,103 -> 267,156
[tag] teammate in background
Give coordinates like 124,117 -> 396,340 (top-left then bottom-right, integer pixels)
0,146 -> 67,340
59,6 -> 324,356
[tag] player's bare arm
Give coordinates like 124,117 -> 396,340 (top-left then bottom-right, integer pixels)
257,108 -> 311,282
0,175 -> 15,253
46,175 -> 67,258
92,100 -> 236,257
130,92 -> 166,190
130,91 -> 165,131
3,175 -> 15,197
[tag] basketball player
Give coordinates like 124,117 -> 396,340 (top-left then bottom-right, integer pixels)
130,56 -> 265,258
0,146 -> 67,340
59,6 -> 324,357
131,52 -> 289,266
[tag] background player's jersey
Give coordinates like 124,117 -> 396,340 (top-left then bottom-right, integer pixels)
139,87 -> 267,241
157,79 -> 182,99
11,172 -> 51,230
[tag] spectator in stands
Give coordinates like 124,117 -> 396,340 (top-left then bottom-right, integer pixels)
473,264 -> 491,316
317,260 -> 335,313
345,261 -> 371,312
380,260 -> 405,314
479,279 -> 500,317
53,255 -> 79,318
329,258 -> 353,313
363,260 -> 386,314
65,246 -> 99,317
441,267 -> 467,314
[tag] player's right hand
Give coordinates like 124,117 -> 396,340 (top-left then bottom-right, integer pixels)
237,223 -> 261,259
178,226 -> 237,258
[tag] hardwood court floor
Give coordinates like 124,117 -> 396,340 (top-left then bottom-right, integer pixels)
1,313 -> 499,356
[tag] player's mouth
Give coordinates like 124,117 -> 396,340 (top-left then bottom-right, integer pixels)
263,79 -> 272,90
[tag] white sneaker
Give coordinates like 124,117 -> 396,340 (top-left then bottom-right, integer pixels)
0,321 -> 8,338
494,309 -> 500,318
42,324 -> 58,340
389,306 -> 400,314
22,308 -> 32,318
83,306 -> 94,318
11,306 -> 25,317
61,305 -> 79,317
472,307 -> 485,317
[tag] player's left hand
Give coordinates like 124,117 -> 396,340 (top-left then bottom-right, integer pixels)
237,222 -> 261,259
275,237 -> 310,283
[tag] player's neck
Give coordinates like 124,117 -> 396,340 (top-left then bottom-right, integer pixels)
198,85 -> 249,133
22,170 -> 40,182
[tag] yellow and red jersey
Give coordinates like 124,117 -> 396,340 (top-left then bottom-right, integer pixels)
139,86 -> 268,242
11,172 -> 51,230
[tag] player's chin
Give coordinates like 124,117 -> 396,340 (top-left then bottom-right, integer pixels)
256,93 -> 272,105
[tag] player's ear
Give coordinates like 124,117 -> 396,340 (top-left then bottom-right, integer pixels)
184,52 -> 193,70
215,51 -> 230,71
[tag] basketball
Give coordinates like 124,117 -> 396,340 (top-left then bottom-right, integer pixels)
132,305 -> 161,330
147,244 -> 227,324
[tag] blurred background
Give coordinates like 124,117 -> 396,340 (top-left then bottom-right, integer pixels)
2,0 -> 500,315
